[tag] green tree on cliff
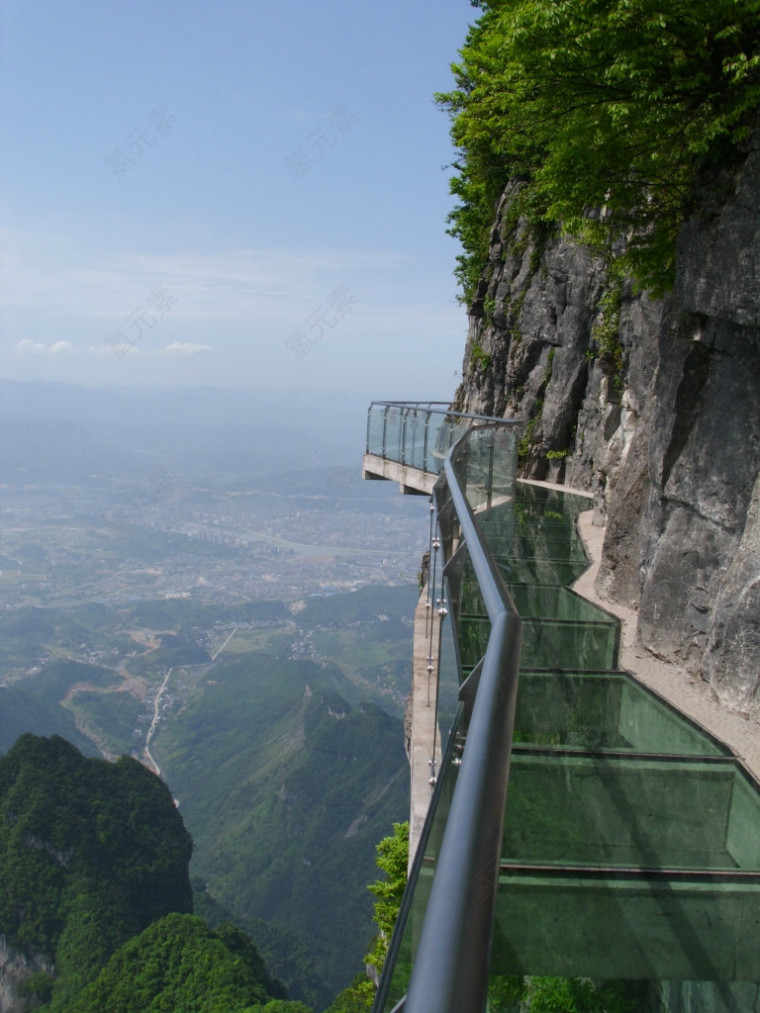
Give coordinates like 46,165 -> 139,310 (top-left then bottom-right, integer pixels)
438,0 -> 760,301
326,821 -> 409,1013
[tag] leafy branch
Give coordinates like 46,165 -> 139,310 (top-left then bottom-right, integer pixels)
437,0 -> 760,303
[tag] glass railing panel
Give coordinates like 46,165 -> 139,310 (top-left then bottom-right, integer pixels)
457,554 -> 484,618
462,428 -> 495,512
404,410 -> 427,470
384,406 -> 404,463
447,426 -> 519,517
447,432 -> 469,491
450,551 -> 493,679
366,404 -> 519,481
430,418 -> 469,475
366,404 -> 387,457
457,615 -> 491,675
436,613 -> 462,757
380,714 -> 464,1012
489,429 -> 518,505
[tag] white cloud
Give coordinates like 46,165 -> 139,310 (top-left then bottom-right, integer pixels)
1,229 -> 465,393
49,340 -> 74,355
16,338 -> 74,356
162,342 -> 213,357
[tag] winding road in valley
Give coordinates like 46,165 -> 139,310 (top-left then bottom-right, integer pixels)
144,667 -> 173,778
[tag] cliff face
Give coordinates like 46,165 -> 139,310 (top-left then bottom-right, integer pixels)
0,937 -> 53,1013
454,123 -> 760,717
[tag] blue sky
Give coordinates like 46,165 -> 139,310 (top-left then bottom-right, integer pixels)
0,0 -> 477,401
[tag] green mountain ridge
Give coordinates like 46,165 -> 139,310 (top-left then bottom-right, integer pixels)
68,913 -> 298,1013
0,734 -> 193,1008
193,881 -> 331,1011
155,652 -> 409,995
0,734 -> 315,1012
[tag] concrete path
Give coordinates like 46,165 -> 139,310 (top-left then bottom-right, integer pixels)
573,509 -> 760,782
407,588 -> 444,869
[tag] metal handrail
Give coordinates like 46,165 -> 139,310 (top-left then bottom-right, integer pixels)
372,424 -> 522,1013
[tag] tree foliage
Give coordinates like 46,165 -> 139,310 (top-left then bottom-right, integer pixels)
437,0 -> 760,301
0,734 -> 193,1004
0,735 -> 305,1013
326,821 -> 409,1013
488,974 -> 639,1012
365,820 -> 409,976
66,914 -> 310,1013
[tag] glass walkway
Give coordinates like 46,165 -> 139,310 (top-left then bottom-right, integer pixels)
363,402 -> 760,1013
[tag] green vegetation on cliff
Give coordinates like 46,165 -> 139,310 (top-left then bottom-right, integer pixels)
154,652 -> 409,996
0,734 -> 192,1006
325,821 -> 409,1013
438,0 -> 760,301
69,914 -> 304,1013
192,882 -> 330,1011
0,735 -> 303,1013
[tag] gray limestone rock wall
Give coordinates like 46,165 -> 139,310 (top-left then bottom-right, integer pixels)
0,935 -> 54,1013
454,123 -> 760,717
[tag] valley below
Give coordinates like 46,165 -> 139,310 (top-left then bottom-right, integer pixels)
0,398 -> 426,1005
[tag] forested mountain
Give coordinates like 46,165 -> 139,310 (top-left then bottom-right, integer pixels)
67,915 -> 298,1013
0,735 -> 310,1012
156,653 -> 409,996
0,734 -> 191,1008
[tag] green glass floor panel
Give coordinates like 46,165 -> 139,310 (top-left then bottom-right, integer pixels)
514,483 -> 594,517
457,614 -> 618,672
497,556 -> 585,586
502,754 -> 760,871
492,871 -> 760,982
497,534 -> 588,565
513,672 -> 730,756
519,617 -> 618,671
507,583 -> 616,623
